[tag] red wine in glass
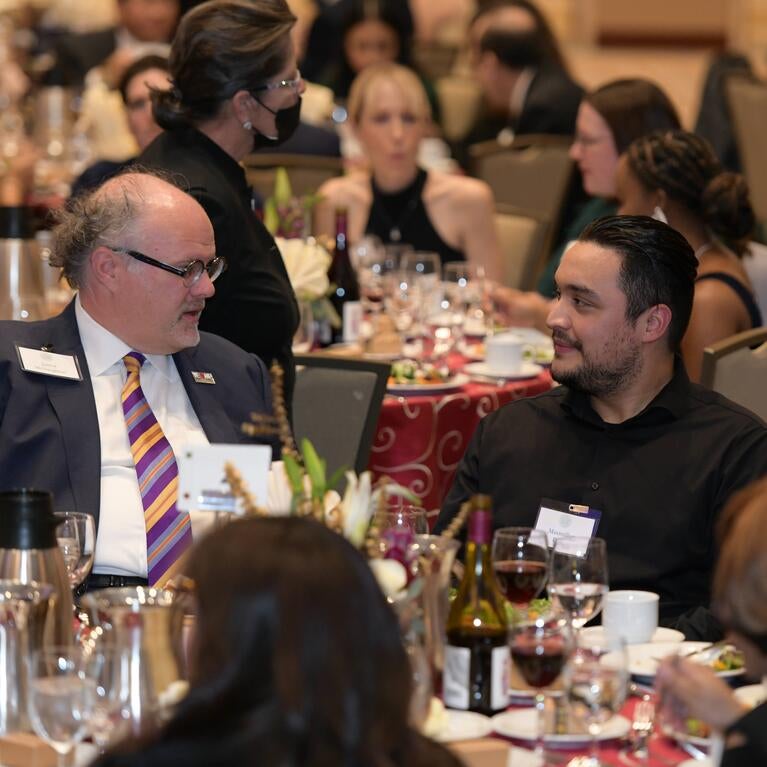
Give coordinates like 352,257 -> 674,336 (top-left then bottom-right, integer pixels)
511,635 -> 567,688
494,559 -> 547,604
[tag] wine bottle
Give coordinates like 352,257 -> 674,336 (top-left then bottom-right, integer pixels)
326,207 -> 360,345
443,495 -> 510,714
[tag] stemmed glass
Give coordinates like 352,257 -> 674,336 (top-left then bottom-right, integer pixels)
492,527 -> 549,606
84,645 -> 132,752
28,645 -> 98,767
384,271 -> 422,356
422,290 -> 464,369
292,300 -> 315,353
54,511 -> 96,591
443,261 -> 491,339
564,634 -> 629,766
358,244 -> 400,316
548,536 -> 609,630
509,611 -> 573,763
374,505 -> 429,574
401,251 -> 441,317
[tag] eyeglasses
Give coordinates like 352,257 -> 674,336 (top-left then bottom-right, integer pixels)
250,70 -> 303,93
110,247 -> 226,287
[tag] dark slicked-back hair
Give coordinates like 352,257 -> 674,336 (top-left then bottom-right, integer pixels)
579,215 -> 698,352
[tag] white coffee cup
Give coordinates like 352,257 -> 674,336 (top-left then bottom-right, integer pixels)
603,590 -> 659,644
485,332 -> 532,374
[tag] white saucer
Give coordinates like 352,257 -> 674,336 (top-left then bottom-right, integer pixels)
433,710 -> 494,743
464,361 -> 543,380
580,625 -> 685,644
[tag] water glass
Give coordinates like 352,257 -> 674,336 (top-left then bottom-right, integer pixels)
84,646 -> 131,752
564,634 -> 629,766
358,243 -> 400,314
491,527 -> 549,605
292,300 -> 315,353
54,511 -> 95,590
548,536 -> 609,630
443,261 -> 491,338
28,645 -> 97,766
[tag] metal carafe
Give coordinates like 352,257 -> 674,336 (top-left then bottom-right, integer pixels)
80,587 -> 186,732
0,489 -> 73,645
0,580 -> 55,733
0,207 -> 46,321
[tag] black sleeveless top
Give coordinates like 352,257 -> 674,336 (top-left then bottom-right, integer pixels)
696,271 -> 762,328
365,168 -> 465,265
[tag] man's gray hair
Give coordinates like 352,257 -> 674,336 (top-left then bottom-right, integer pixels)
50,168 -> 182,289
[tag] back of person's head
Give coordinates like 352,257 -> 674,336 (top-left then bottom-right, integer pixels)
579,215 -> 698,352
626,130 -> 755,257
585,79 -> 680,154
152,0 -> 296,130
471,0 -> 566,71
118,0 -> 180,43
347,61 -> 431,124
478,27 -> 546,71
714,478 -> 767,650
118,54 -> 170,104
152,517 -> 418,766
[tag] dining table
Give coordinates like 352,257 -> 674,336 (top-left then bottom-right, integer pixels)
368,367 -> 553,519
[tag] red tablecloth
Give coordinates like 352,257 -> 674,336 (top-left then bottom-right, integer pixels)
368,371 -> 552,515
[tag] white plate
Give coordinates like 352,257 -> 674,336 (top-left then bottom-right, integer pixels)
387,373 -> 469,394
580,625 -> 685,645
623,641 -> 746,680
464,361 -> 543,381
491,708 -> 630,748
735,683 -> 767,708
679,759 -> 714,767
433,710 -> 494,743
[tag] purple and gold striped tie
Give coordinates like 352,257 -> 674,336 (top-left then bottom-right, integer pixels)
121,352 -> 192,587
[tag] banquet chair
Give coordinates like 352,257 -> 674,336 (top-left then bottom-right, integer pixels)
493,205 -> 549,290
413,42 -> 461,80
242,154 -> 343,201
700,327 -> 767,421
292,354 -> 390,481
727,77 -> 767,224
469,135 -> 574,242
435,75 -> 482,142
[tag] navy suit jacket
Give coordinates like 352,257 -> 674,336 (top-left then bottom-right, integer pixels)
0,302 -> 277,530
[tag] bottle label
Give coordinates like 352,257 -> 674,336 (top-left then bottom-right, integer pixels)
491,644 -> 510,711
443,645 -> 470,709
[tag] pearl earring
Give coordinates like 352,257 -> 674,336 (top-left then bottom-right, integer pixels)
243,120 -> 253,131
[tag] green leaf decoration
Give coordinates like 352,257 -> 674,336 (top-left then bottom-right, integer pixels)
263,197 -> 279,236
274,167 -> 293,205
327,464 -> 348,491
282,453 -> 304,495
301,438 -> 326,498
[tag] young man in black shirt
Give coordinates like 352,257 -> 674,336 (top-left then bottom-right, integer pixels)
436,215 -> 767,639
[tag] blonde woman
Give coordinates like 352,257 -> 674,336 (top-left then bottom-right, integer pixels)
315,62 -> 501,279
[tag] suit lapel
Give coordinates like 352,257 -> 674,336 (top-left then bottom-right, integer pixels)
173,347 -> 240,444
42,303 -> 101,522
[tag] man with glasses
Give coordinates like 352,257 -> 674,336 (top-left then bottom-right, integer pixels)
0,172 -> 276,590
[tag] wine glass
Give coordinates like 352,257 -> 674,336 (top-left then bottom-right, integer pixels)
54,511 -> 96,590
564,634 -> 629,766
384,271 -> 422,356
443,261 -> 491,339
358,243 -> 399,315
422,290 -> 464,369
374,505 -> 429,573
492,527 -> 549,606
548,536 -> 609,630
28,645 -> 98,767
509,611 -> 573,762
83,645 -> 131,752
401,251 -> 441,319
292,300 -> 315,353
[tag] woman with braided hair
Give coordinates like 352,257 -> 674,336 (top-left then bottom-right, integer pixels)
616,129 -> 761,381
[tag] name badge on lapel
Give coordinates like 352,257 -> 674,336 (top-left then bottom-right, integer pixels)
16,345 -> 82,381
534,497 -> 602,546
191,371 -> 216,385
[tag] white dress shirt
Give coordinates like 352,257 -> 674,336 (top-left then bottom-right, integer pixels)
75,297 -> 210,577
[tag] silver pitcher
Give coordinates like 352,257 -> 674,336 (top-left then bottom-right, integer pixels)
0,207 -> 46,321
0,490 -> 73,645
80,587 -> 186,733
0,580 -> 55,733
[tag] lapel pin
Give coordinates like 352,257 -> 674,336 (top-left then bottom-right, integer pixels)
191,371 -> 216,385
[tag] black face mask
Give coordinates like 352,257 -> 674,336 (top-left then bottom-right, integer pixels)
251,97 -> 302,151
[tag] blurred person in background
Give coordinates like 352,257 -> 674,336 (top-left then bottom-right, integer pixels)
315,62 -> 501,277
43,0 -> 179,87
656,477 -> 767,766
71,54 -> 170,196
493,79 -> 680,328
94,517 -> 463,767
140,0 -> 301,405
616,130 -> 761,381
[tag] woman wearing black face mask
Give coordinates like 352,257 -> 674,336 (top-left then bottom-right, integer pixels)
141,0 -> 303,407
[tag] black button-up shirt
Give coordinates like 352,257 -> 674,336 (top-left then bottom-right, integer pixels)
436,364 -> 767,636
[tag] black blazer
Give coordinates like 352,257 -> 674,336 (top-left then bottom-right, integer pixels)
0,302 -> 276,530
140,127 -> 300,403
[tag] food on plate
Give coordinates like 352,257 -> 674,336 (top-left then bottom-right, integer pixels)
685,718 -> 711,739
388,360 -> 448,386
505,597 -> 552,625
709,646 -> 745,672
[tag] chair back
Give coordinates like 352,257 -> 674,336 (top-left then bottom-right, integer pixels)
470,135 -> 573,242
744,241 -> 767,316
292,354 -> 390,479
413,42 -> 460,81
727,77 -> 767,223
242,154 -> 343,201
493,205 -> 549,289
700,327 -> 767,421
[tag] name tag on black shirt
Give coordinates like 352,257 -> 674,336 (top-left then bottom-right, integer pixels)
534,498 -> 601,546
